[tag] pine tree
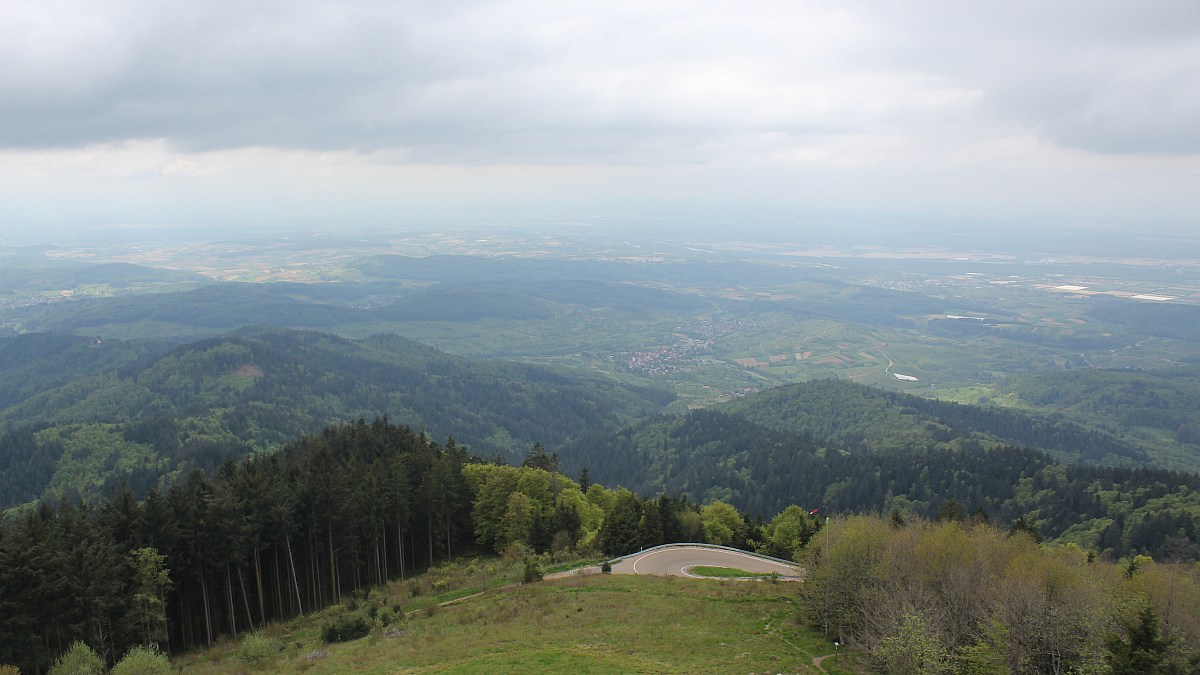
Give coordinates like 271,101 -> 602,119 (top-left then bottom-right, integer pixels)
1105,606 -> 1182,675
125,547 -> 171,649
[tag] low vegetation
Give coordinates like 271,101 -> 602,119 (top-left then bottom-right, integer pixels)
174,562 -> 847,674
688,565 -> 775,578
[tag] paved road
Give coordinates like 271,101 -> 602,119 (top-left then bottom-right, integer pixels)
610,545 -> 801,578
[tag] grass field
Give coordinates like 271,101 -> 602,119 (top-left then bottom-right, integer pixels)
688,566 -> 776,579
173,563 -> 858,674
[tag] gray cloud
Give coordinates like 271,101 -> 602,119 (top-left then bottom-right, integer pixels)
1,0 -> 1198,163
867,0 -> 1200,154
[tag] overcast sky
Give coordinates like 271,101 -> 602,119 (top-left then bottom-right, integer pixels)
2,0 -> 1198,243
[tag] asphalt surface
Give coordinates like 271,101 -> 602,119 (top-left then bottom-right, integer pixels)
609,545 -> 801,578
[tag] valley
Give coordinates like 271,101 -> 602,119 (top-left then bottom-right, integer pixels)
1,233 -> 1199,673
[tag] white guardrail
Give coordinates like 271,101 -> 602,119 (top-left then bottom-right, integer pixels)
604,542 -> 802,569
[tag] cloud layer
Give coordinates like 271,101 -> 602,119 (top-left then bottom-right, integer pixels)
1,0 -> 1198,235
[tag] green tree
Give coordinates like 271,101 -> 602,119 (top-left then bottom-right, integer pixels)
935,499 -> 966,523
125,547 -> 171,649
522,557 -> 544,584
1105,606 -> 1181,675
952,641 -> 1006,675
599,491 -> 644,556
522,442 -> 556,472
764,505 -> 810,559
111,644 -> 171,675
700,501 -> 743,547
874,611 -> 949,675
503,491 -> 534,549
48,641 -> 105,675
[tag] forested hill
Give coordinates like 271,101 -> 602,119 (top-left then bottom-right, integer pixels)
567,389 -> 1200,561
0,327 -> 673,508
0,332 -> 168,410
718,379 -> 1153,465
998,367 -> 1200,445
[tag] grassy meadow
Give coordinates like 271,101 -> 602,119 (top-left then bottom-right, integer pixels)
173,559 -> 855,674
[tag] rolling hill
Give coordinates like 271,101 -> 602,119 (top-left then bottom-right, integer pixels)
0,327 -> 673,508
564,380 -> 1200,560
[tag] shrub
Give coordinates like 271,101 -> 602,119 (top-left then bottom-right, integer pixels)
48,641 -> 105,675
600,561 -> 612,574
523,557 -> 544,583
321,616 -> 371,643
0,665 -> 20,675
111,645 -> 171,675
232,632 -> 283,666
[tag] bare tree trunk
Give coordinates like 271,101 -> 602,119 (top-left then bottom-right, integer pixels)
285,532 -> 303,615
327,522 -> 338,604
225,564 -> 237,637
200,573 -> 213,647
274,545 -> 285,618
400,516 -> 410,576
237,567 -> 254,632
254,548 -> 266,626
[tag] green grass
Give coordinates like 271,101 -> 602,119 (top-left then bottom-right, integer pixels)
688,566 -> 776,578
543,557 -> 604,575
173,568 -> 850,674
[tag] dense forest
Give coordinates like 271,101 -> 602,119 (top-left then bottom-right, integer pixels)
571,404 -> 1200,561
0,328 -> 672,508
999,367 -> 1200,443
0,418 -> 815,672
3,417 -> 1198,673
719,379 -> 1153,464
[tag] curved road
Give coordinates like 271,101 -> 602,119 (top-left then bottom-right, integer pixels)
610,545 -> 801,579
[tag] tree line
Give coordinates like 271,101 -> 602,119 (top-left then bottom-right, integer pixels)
6,414 -> 1195,673
574,407 -> 1200,561
0,418 -> 805,673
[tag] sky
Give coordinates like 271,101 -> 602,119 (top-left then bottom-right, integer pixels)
1,0 -> 1199,245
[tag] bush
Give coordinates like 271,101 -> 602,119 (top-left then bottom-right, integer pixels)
601,561 -> 612,574
321,616 -> 371,643
232,632 -> 283,666
49,641 -> 105,675
523,557 -> 544,583
0,665 -> 20,675
111,645 -> 171,675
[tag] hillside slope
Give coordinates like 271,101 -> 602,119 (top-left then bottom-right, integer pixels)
719,379 -> 1157,465
0,327 -> 673,507
565,383 -> 1200,560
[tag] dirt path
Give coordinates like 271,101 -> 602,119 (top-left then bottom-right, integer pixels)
811,653 -> 835,672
